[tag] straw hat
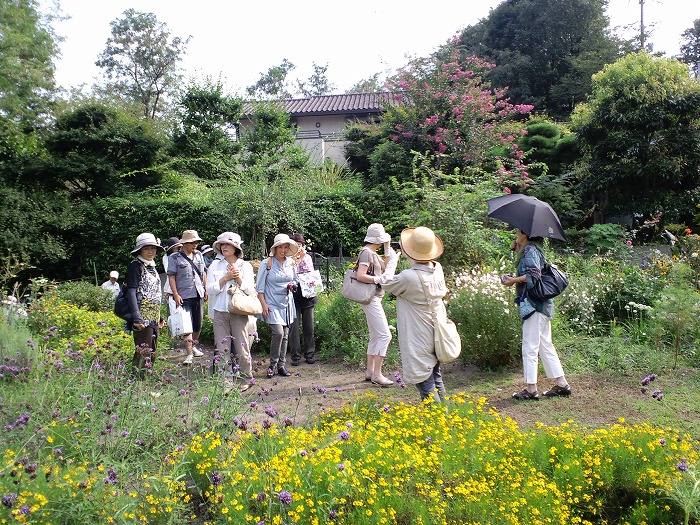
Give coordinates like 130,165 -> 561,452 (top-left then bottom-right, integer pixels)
179,230 -> 202,244
213,232 -> 243,254
399,227 -> 443,262
364,223 -> 390,244
131,233 -> 164,254
269,233 -> 299,257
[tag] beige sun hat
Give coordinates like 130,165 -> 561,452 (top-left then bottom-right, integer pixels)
109,270 -> 119,279
364,223 -> 391,244
179,230 -> 202,244
213,232 -> 243,254
399,227 -> 443,262
269,233 -> 299,257
131,233 -> 164,254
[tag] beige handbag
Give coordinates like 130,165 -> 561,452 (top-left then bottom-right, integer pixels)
227,284 -> 263,316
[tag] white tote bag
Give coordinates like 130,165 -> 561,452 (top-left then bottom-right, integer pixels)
167,305 -> 192,337
298,270 -> 324,298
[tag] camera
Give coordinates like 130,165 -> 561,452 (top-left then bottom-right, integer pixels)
390,242 -> 401,250
500,274 -> 510,284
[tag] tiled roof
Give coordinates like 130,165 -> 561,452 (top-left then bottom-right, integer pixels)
242,92 -> 392,117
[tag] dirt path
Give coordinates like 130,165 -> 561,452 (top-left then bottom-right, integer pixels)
161,346 -> 698,432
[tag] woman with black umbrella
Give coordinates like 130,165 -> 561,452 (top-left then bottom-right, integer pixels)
501,228 -> 571,400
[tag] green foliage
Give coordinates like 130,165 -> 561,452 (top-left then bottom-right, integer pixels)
296,62 -> 336,97
35,103 -> 164,197
95,9 -> 190,119
572,53 -> 700,219
51,281 -> 115,313
0,0 -> 58,131
0,186 -> 78,269
679,19 -> 700,78
246,58 -> 296,99
170,81 -> 243,179
585,223 -> 631,255
343,122 -> 382,175
445,0 -> 621,118
368,140 -> 412,186
449,266 -> 521,369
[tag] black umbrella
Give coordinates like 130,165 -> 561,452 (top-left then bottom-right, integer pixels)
487,194 -> 567,242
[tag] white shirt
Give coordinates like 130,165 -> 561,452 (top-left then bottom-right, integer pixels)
205,256 -> 256,317
101,280 -> 120,298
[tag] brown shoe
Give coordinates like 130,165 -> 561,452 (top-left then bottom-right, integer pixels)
512,388 -> 539,401
543,384 -> 571,397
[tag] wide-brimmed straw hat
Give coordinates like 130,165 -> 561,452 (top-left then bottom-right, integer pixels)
213,232 -> 244,254
364,223 -> 391,244
269,233 -> 299,257
164,236 -> 183,253
179,230 -> 202,244
399,227 -> 443,262
131,233 -> 164,255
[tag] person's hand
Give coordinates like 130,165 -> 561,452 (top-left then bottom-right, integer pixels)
158,319 -> 166,329
510,240 -> 519,251
133,322 -> 146,330
502,275 -> 517,287
204,291 -> 209,302
173,293 -> 183,306
261,302 -> 270,318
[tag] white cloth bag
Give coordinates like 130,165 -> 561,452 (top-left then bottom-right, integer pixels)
167,303 -> 192,337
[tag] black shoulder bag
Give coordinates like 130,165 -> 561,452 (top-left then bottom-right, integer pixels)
114,261 -> 144,321
527,247 -> 569,302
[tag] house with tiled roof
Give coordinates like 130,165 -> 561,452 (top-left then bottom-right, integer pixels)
240,93 -> 391,165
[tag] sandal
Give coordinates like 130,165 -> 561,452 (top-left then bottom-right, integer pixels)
543,384 -> 571,397
512,388 -> 539,401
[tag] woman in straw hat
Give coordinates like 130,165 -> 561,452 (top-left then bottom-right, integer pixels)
127,233 -> 165,378
354,223 -> 399,387
378,226 -> 449,402
256,233 -> 299,378
206,233 -> 256,391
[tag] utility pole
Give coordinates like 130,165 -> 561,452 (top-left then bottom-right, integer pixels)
639,0 -> 646,50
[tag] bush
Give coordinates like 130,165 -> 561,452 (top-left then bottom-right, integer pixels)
52,280 -> 115,312
448,266 -> 521,369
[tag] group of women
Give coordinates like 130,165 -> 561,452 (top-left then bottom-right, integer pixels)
126,223 -> 571,403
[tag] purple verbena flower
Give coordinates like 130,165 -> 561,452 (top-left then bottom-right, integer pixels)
339,431 -> 350,441
211,471 -> 223,486
677,459 -> 688,472
278,491 -> 292,505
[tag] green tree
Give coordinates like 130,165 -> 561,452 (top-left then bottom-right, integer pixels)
95,9 -> 190,120
571,53 -> 700,221
679,19 -> 700,78
246,59 -> 296,100
0,0 -> 58,132
171,80 -> 243,179
444,0 -> 621,118
297,62 -> 336,97
30,103 -> 164,198
346,73 -> 385,94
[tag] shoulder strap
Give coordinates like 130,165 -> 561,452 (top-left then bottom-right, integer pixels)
415,269 -> 439,312
176,251 -> 203,280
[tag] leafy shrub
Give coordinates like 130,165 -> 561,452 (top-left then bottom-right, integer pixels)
314,290 -> 399,367
557,255 -> 667,334
51,280 -> 115,312
448,266 -> 521,369
586,223 -> 632,256
27,296 -> 133,365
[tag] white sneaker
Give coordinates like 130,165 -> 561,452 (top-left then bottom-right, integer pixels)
192,347 -> 204,357
183,354 -> 193,365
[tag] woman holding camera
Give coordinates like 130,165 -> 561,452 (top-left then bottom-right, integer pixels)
501,228 -> 571,400
355,223 -> 397,387
257,233 -> 299,378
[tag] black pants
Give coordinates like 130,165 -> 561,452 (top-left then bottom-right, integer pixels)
289,306 -> 315,362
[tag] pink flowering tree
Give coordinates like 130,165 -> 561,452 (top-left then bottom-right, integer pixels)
380,52 -> 535,192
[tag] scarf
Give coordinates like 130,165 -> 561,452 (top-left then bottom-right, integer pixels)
137,255 -> 157,267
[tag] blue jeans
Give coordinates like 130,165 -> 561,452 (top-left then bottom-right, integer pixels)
416,364 -> 446,402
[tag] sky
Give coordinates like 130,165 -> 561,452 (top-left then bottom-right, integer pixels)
47,0 -> 699,97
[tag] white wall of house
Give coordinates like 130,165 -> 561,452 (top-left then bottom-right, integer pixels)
292,115 -> 349,165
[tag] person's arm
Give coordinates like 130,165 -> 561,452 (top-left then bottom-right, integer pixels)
256,260 -> 270,317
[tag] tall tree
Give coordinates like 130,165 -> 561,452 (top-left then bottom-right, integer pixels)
95,9 -> 190,120
346,73 -> 385,94
444,0 -> 621,118
0,0 -> 58,131
31,103 -> 164,198
679,19 -> 700,78
571,53 -> 700,221
297,62 -> 336,97
171,80 -> 243,179
246,59 -> 296,100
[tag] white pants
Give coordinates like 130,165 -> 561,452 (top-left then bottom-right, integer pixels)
360,296 -> 392,357
521,312 -> 564,385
